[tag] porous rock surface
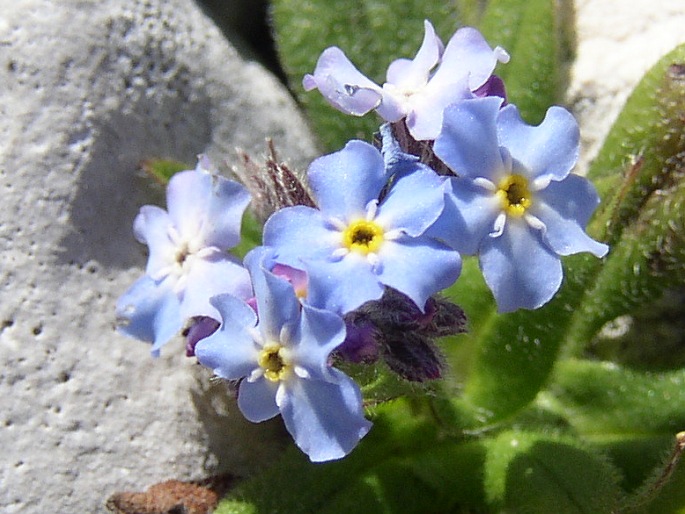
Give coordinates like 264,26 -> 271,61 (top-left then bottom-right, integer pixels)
1,0 -> 685,512
0,0 -> 316,512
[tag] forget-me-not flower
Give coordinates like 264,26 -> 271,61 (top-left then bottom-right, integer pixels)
116,157 -> 252,354
263,140 -> 461,315
303,21 -> 509,140
430,96 -> 609,312
195,247 -> 371,462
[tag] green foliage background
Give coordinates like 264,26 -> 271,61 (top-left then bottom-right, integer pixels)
186,1 -> 685,512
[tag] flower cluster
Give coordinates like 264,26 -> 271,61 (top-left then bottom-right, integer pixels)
116,21 -> 607,462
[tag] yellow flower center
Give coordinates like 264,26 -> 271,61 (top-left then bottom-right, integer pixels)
342,220 -> 384,255
258,344 -> 291,382
497,174 -> 532,217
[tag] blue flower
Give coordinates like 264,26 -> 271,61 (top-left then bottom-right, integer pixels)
430,97 -> 609,312
195,247 -> 371,462
116,157 -> 253,354
263,141 -> 461,315
303,21 -> 509,140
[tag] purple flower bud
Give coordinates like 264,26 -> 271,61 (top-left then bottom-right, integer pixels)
185,316 -> 220,357
337,314 -> 381,363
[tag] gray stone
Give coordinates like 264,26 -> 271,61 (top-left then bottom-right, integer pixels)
0,0 -> 317,512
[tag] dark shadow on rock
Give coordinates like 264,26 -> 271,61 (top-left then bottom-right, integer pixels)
57,89 -> 212,270
189,367 -> 288,476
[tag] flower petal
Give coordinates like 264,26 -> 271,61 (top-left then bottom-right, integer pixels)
377,236 -> 461,310
279,370 -> 371,462
115,275 -> 182,355
244,247 -> 302,342
166,170 -> 211,238
403,75 -> 472,140
132,205 -> 175,277
497,104 -> 579,183
434,97 -> 505,180
195,294 -> 260,379
431,27 -> 503,91
181,257 -> 252,320
386,20 -> 443,90
292,304 -> 346,380
426,177 -> 502,255
480,219 -> 562,312
302,47 -> 382,116
307,141 -> 387,219
238,378 -> 280,423
306,255 -> 384,314
201,175 -> 251,250
375,164 -> 445,236
263,206 -> 340,264
533,175 -> 609,257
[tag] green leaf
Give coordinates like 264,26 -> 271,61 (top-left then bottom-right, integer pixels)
442,252 -> 601,427
544,360 -> 685,437
140,157 -> 190,185
215,399 -> 489,514
230,209 -> 263,260
539,359 -> 685,497
484,431 -> 623,514
271,0 -> 572,150
588,43 -> 685,247
478,0 -> 574,124
562,162 -> 685,357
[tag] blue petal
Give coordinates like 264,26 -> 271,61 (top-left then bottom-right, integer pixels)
403,75 -> 472,141
533,175 -> 609,257
480,219 -> 562,312
377,236 -> 461,310
238,378 -> 280,423
385,20 -> 442,90
263,206 -> 339,266
292,304 -> 346,380
279,369 -> 371,462
433,97 -> 505,180
166,170 -> 211,239
497,105 -> 579,183
375,165 -> 445,237
306,255 -> 384,315
379,123 -> 420,179
426,177 -> 501,254
132,205 -> 175,277
244,247 -> 301,342
115,275 -> 182,355
307,141 -> 387,219
181,257 -> 252,320
201,176 -> 251,250
302,47 -> 382,116
431,27 -> 503,92
195,294 -> 259,379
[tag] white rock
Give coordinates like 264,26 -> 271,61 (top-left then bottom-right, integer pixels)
1,0 -> 684,512
0,0 -> 315,512
568,0 -> 685,174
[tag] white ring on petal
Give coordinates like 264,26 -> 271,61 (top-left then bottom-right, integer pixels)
524,213 -> 547,232
490,212 -> 507,238
473,177 -> 497,191
331,248 -> 349,261
531,176 -> 552,191
384,228 -> 403,240
294,365 -> 310,379
325,217 -> 348,231
365,199 -> 379,220
247,368 -> 264,383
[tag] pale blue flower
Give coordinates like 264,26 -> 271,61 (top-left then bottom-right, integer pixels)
303,21 -> 509,140
431,96 -> 609,312
263,141 -> 461,314
195,247 -> 371,462
116,157 -> 252,354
